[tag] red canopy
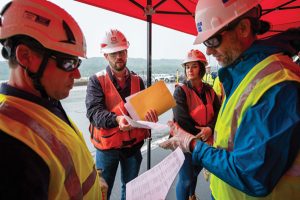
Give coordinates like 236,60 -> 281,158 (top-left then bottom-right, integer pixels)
74,0 -> 299,169
75,0 -> 300,38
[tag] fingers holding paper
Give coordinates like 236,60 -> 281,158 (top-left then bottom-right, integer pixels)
195,126 -> 212,142
116,115 -> 133,131
159,121 -> 196,153
144,109 -> 158,123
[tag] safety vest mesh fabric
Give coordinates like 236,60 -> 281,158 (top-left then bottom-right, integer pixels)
0,94 -> 102,200
213,76 -> 224,103
211,54 -> 300,200
90,70 -> 148,150
178,83 -> 215,144
203,73 -> 215,86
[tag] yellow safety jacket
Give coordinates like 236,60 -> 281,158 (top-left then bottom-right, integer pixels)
212,76 -> 224,103
203,73 -> 215,86
211,54 -> 300,200
0,94 -> 102,200
89,70 -> 148,150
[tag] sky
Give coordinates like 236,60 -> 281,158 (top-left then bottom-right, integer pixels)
0,0 -> 217,66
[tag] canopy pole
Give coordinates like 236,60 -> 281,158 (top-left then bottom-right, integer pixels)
146,0 -> 152,170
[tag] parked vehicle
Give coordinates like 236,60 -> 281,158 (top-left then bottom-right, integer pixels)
153,74 -> 176,83
139,74 -> 155,85
139,73 -> 177,84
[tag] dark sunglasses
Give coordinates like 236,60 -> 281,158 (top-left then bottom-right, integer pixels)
203,18 -> 244,48
50,54 -> 82,72
13,39 -> 82,72
203,34 -> 224,49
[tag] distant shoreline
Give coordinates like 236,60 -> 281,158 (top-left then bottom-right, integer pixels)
0,78 -> 89,87
74,77 -> 89,86
0,73 -> 179,86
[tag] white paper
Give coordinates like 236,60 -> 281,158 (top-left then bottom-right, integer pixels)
124,102 -> 140,120
126,148 -> 185,200
124,92 -> 141,120
125,115 -> 169,130
120,109 -> 169,131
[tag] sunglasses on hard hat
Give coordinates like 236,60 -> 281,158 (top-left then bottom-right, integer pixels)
203,18 -> 244,48
50,53 -> 82,72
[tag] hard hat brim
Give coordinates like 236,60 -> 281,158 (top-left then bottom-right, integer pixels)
193,26 -> 223,45
101,45 -> 128,54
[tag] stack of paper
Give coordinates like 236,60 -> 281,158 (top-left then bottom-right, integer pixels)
122,114 -> 169,131
126,148 -> 185,200
124,81 -> 176,120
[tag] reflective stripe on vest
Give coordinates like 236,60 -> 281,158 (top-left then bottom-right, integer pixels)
0,95 -> 101,200
203,73 -> 214,86
90,70 -> 148,150
211,54 -> 300,200
213,77 -> 224,103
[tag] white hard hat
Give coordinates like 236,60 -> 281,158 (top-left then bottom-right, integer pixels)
182,49 -> 208,67
100,29 -> 130,54
0,0 -> 87,57
193,0 -> 261,45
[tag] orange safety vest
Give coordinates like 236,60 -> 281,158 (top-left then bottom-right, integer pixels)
178,83 -> 216,145
89,70 -> 148,150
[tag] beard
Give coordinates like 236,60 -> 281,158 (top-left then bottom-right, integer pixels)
217,37 -> 243,67
109,60 -> 127,72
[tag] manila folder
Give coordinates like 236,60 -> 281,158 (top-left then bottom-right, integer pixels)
124,81 -> 176,120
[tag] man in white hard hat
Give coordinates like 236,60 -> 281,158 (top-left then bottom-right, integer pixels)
160,0 -> 300,199
85,29 -> 158,200
0,0 -> 107,199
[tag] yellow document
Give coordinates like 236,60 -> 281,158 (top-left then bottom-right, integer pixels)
124,81 -> 176,120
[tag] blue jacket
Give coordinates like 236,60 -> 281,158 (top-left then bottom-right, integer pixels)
192,41 -> 300,196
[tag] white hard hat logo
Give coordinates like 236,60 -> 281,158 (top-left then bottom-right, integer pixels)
193,0 -> 261,45
196,21 -> 203,32
110,36 -> 117,44
100,29 -> 129,54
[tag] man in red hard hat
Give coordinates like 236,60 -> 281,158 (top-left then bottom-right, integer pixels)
0,0 -> 107,199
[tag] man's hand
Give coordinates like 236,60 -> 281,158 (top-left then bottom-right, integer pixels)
195,126 -> 212,142
116,116 -> 132,131
97,169 -> 108,200
159,121 -> 196,153
144,109 -> 158,122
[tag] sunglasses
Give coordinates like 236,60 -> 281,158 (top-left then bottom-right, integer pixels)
203,18 -> 244,48
14,39 -> 82,72
203,34 -> 224,49
50,54 -> 82,72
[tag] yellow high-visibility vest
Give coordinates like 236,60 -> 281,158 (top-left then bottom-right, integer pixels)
203,73 -> 215,86
0,94 -> 102,200
211,54 -> 300,200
